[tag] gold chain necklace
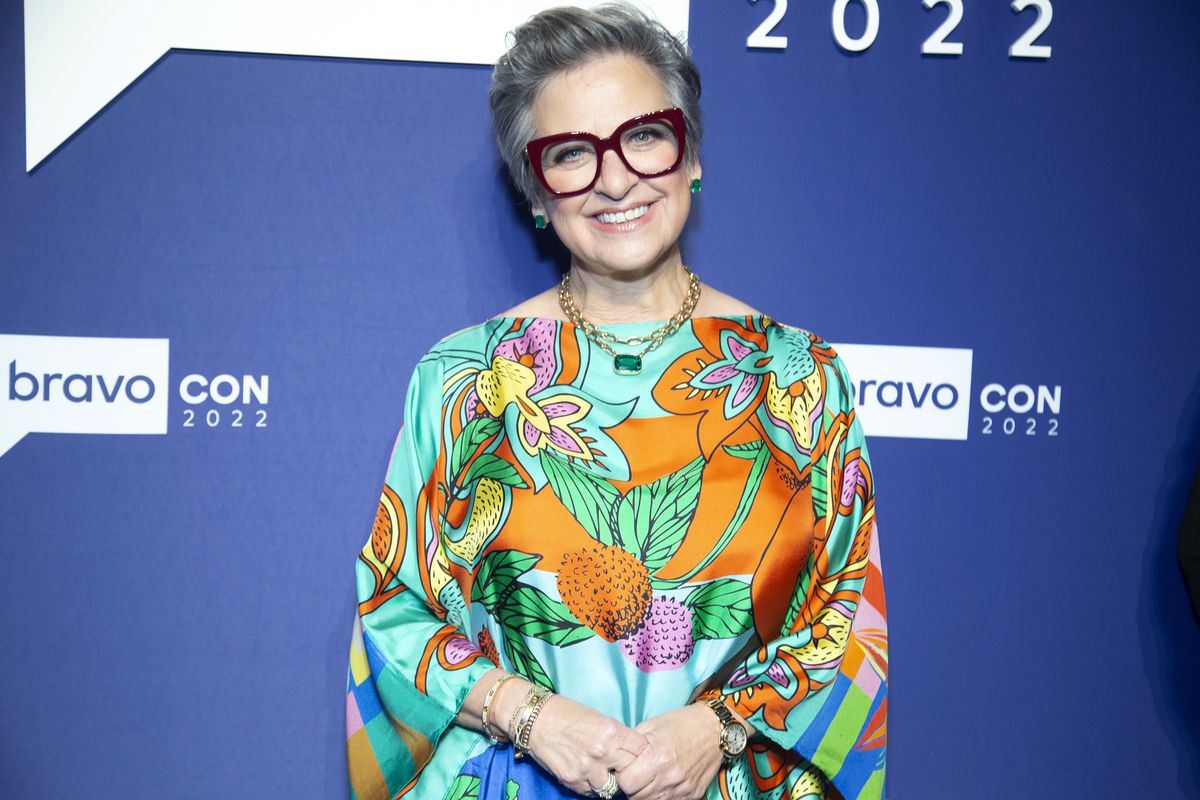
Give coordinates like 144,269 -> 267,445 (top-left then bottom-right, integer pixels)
558,266 -> 702,376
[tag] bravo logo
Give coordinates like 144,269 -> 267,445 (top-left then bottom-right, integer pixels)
0,334 -> 169,457
832,343 -> 974,441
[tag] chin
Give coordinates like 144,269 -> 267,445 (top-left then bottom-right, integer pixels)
571,227 -> 684,275
580,245 -> 677,276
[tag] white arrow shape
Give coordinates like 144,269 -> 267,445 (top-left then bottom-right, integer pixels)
23,0 -> 690,171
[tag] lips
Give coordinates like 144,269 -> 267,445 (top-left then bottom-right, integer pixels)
594,204 -> 650,225
588,202 -> 656,232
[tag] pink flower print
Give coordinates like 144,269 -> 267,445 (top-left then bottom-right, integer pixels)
442,636 -> 482,666
519,397 -> 591,458
688,331 -> 771,420
840,457 -> 862,508
475,355 -> 597,462
620,596 -> 695,672
728,665 -> 753,688
727,655 -> 794,689
495,318 -> 559,395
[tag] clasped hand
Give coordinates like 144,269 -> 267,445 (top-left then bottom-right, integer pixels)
529,700 -> 723,800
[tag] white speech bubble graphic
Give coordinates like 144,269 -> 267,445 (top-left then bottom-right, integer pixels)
832,343 -> 974,441
0,334 -> 169,456
22,0 -> 690,171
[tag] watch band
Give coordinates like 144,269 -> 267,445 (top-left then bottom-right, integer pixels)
704,696 -> 737,727
700,697 -> 747,763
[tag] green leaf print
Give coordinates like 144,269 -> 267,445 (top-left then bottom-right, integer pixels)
685,578 -> 754,639
445,775 -> 481,800
503,585 -> 594,647
723,441 -> 766,460
460,452 -> 528,489
612,457 -> 704,572
451,416 -> 503,479
472,550 -> 541,612
505,779 -> 520,800
811,457 -> 829,521
499,612 -> 555,691
657,444 -> 770,589
784,554 -> 817,630
540,451 -> 620,545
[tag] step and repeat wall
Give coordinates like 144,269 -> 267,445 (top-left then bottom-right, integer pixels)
2,1 -> 1198,797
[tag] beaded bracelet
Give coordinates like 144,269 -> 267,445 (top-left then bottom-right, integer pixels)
510,686 -> 548,755
480,672 -> 518,744
509,685 -> 551,758
515,688 -> 553,755
507,689 -> 533,748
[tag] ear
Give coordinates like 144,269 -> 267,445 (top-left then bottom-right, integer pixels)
688,158 -> 703,183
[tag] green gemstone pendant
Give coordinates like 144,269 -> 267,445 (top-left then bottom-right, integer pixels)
613,353 -> 643,375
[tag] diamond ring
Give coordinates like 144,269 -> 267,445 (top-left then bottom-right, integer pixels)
589,771 -> 619,800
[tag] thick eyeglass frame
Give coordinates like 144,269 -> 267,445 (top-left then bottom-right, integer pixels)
525,107 -> 687,198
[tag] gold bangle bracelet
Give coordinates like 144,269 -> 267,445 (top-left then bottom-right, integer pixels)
481,672 -> 518,743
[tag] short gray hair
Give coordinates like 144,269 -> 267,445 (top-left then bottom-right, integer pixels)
489,2 -> 703,205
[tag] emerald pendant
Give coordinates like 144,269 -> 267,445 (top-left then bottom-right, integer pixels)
613,353 -> 642,375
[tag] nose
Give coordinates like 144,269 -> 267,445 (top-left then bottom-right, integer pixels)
593,147 -> 636,200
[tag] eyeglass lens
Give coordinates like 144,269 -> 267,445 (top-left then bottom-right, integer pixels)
538,117 -> 680,195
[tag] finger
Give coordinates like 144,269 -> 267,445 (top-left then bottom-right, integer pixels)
625,777 -> 663,800
611,730 -> 650,769
584,768 -> 616,798
615,754 -> 657,797
626,780 -> 666,800
616,724 -> 650,754
609,748 -> 638,772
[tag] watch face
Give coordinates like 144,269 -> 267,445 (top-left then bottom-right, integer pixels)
720,723 -> 748,756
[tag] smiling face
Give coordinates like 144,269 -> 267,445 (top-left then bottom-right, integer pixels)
529,54 -> 701,279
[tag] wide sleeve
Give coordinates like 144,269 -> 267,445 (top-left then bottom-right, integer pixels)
345,355 -> 495,800
710,350 -> 887,800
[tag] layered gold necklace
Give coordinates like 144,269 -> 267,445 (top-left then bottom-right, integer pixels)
558,266 -> 701,376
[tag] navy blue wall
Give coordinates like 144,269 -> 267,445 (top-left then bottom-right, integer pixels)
2,1 -> 1198,797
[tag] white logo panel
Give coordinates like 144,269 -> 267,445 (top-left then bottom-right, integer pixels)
831,343 -> 973,441
23,0 -> 690,170
0,334 -> 169,457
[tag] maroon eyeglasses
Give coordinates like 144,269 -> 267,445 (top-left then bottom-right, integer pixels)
525,107 -> 687,197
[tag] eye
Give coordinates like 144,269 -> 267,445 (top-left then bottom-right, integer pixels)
544,140 -> 596,170
624,123 -> 674,149
554,147 -> 587,164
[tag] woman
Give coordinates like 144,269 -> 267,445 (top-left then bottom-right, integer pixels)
346,5 -> 886,800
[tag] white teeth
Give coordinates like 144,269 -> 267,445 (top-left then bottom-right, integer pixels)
597,204 -> 649,224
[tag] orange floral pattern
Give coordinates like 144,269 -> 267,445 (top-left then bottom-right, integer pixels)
347,316 -> 886,800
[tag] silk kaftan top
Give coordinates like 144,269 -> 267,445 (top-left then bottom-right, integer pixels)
346,315 -> 887,800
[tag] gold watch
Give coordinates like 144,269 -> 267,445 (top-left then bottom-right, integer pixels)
701,697 -> 748,763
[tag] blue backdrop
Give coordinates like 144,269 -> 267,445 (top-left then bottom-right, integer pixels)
2,1 -> 1199,797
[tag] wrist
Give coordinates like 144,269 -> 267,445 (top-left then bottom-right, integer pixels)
489,677 -> 534,740
509,684 -> 553,757
694,697 -> 748,764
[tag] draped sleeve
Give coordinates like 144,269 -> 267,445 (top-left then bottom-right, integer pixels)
705,332 -> 887,800
345,354 -> 495,800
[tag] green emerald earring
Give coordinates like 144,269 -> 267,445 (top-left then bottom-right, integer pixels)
534,214 -> 548,230
690,178 -> 702,194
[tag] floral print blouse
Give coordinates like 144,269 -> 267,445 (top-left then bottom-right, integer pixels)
346,315 -> 887,800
